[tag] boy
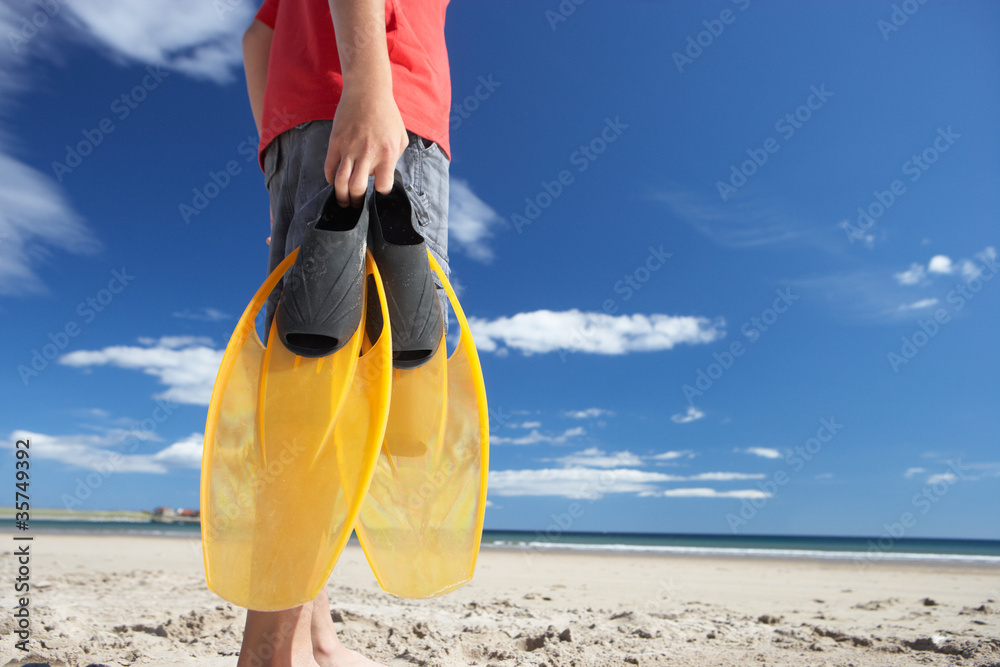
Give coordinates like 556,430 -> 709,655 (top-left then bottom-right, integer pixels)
239,1 -> 451,665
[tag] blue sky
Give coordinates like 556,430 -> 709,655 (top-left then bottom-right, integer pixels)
1,0 -> 998,539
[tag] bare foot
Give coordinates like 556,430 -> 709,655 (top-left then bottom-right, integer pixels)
314,643 -> 386,667
310,587 -> 387,667
239,603 -> 322,667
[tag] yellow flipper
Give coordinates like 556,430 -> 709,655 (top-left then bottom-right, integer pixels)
201,252 -> 391,611
356,252 -> 490,598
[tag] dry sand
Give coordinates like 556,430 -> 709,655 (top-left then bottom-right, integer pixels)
1,533 -> 998,666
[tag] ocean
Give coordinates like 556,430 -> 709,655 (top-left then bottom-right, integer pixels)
5,520 -> 1000,566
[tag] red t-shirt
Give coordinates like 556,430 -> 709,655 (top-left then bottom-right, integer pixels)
254,0 -> 451,168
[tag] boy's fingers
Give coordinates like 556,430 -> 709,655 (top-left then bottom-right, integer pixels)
333,157 -> 353,208
324,144 -> 342,186
373,161 -> 395,195
348,156 -> 371,208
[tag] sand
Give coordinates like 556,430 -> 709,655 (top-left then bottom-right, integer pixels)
1,534 -> 998,666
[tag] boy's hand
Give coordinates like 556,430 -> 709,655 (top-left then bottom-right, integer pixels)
325,86 -> 408,208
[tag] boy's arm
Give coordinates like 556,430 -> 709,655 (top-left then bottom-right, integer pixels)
327,0 -> 408,207
242,19 -> 273,137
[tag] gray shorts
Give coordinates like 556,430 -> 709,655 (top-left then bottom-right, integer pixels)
262,121 -> 450,342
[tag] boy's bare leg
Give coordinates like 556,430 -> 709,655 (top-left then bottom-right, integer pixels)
310,587 -> 387,667
239,605 -> 321,667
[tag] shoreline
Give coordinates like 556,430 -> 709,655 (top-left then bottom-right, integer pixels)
3,527 -> 998,568
2,534 -> 998,666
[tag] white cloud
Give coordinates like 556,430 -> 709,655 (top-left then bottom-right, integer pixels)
904,467 -> 926,478
686,472 -> 766,481
894,263 -> 926,286
671,406 -> 705,424
563,408 -> 615,419
469,310 -> 724,356
894,247 -> 996,289
488,467 -> 680,499
491,426 -> 585,446
60,336 -> 223,405
63,0 -> 254,83
553,448 -> 645,469
641,488 -> 770,499
927,255 -> 953,274
151,433 -> 204,468
517,421 -> 542,429
652,450 -> 696,461
449,179 -> 503,262
6,429 -> 203,474
898,298 -> 938,311
172,308 -> 229,322
927,472 -> 957,485
743,447 -> 782,459
0,151 -> 100,295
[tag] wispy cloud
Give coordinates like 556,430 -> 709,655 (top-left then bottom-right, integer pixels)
687,472 -> 766,481
488,467 -> 682,499
894,263 -> 926,286
671,406 -> 705,424
0,152 -> 100,296
904,467 -> 926,478
60,336 -> 222,405
893,247 -> 996,288
0,0 -> 255,298
491,426 -> 586,446
640,488 -> 770,499
469,310 -> 724,355
652,450 -> 696,462
742,447 -> 782,459
563,408 -> 615,419
172,307 -> 229,322
64,0 -> 254,83
897,298 -> 938,311
552,447 -> 644,469
648,184 -> 806,248
449,178 -> 503,262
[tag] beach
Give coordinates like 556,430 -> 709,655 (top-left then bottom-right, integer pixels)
2,534 -> 998,666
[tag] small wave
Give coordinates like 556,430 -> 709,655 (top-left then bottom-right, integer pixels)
482,540 -> 1000,564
